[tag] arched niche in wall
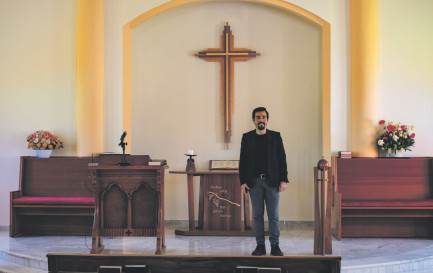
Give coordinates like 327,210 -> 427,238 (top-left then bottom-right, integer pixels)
122,0 -> 330,161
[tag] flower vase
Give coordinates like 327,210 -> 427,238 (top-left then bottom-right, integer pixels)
378,150 -> 388,158
35,150 -> 53,158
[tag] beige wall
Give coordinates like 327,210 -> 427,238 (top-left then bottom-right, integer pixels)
329,0 -> 350,152
104,0 -> 124,152
1,0 -> 432,225
379,0 -> 433,157
0,0 -> 76,225
130,1 -> 322,221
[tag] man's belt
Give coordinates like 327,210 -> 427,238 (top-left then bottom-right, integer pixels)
257,174 -> 269,179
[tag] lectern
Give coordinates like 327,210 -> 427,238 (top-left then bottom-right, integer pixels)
89,154 -> 167,254
170,170 -> 254,236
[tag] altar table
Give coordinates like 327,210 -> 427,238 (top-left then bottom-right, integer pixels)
170,170 -> 254,236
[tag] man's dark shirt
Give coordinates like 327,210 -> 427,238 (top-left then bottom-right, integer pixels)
254,133 -> 268,175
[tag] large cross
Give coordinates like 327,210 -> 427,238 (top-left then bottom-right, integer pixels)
196,23 -> 260,149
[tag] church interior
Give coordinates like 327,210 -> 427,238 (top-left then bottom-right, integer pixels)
1,0 -> 433,272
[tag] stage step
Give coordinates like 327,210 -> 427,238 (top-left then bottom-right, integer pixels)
0,249 -> 47,271
0,259 -> 47,273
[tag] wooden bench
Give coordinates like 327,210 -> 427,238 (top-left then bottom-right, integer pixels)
10,156 -> 96,237
333,157 -> 433,239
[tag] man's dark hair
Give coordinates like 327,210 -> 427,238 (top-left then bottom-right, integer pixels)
252,107 -> 269,119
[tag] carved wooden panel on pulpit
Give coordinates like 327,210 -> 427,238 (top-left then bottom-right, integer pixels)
98,174 -> 160,237
101,182 -> 159,231
102,184 -> 128,229
131,183 -> 158,230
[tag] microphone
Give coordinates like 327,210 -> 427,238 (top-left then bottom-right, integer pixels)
120,131 -> 127,142
118,131 -> 130,166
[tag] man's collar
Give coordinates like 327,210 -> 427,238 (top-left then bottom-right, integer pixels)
255,129 -> 267,135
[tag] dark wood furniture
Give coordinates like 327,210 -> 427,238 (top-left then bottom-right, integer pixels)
10,156 -> 95,237
313,161 -> 333,255
333,157 -> 433,239
89,154 -> 167,255
170,170 -> 254,236
47,253 -> 341,273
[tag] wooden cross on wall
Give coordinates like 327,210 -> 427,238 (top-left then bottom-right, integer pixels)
196,23 -> 260,149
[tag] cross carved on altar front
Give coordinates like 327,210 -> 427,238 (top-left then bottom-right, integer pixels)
196,23 -> 260,149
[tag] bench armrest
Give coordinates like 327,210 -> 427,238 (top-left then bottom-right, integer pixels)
10,191 -> 22,200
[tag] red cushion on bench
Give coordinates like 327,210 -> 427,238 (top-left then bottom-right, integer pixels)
342,200 -> 433,207
13,196 -> 94,205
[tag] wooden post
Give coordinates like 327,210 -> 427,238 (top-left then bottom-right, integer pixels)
187,174 -> 195,231
314,159 -> 333,255
313,167 -> 321,254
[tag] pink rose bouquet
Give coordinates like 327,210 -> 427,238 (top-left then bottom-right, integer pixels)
376,120 -> 415,154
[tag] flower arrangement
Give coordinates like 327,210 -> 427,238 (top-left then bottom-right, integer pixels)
27,130 -> 64,150
376,120 -> 415,154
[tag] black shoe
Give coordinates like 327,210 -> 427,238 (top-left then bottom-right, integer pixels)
270,244 -> 283,256
251,244 -> 266,256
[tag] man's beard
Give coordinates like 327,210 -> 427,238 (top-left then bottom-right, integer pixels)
257,123 -> 266,130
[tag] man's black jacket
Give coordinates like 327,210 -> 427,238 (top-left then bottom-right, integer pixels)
239,129 -> 289,188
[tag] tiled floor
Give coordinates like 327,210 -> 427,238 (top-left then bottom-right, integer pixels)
1,222 -> 433,273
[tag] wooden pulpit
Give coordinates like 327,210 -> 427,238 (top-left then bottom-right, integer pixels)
170,170 -> 254,236
89,154 -> 167,254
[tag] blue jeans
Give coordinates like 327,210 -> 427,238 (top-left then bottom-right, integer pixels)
249,177 -> 280,246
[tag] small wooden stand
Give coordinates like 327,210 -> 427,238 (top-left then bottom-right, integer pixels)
170,170 -> 254,236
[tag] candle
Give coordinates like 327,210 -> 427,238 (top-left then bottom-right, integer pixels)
187,149 -> 194,155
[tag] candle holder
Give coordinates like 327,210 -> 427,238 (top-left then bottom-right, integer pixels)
185,154 -> 197,172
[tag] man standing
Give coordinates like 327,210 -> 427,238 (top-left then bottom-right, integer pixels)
239,107 -> 288,256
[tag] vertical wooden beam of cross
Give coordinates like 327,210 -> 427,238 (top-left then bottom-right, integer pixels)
195,23 -> 260,149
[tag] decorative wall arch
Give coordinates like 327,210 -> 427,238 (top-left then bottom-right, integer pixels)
122,0 -> 330,160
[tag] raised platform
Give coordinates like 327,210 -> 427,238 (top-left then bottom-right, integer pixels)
1,222 -> 433,272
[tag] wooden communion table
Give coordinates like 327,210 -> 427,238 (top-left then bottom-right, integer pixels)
170,170 -> 254,236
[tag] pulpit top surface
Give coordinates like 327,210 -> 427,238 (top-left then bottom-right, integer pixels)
88,165 -> 168,170
90,154 -> 168,170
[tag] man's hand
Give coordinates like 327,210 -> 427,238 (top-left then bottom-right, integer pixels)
279,182 -> 287,192
241,184 -> 250,196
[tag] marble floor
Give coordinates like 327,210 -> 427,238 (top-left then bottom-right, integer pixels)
1,222 -> 433,273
